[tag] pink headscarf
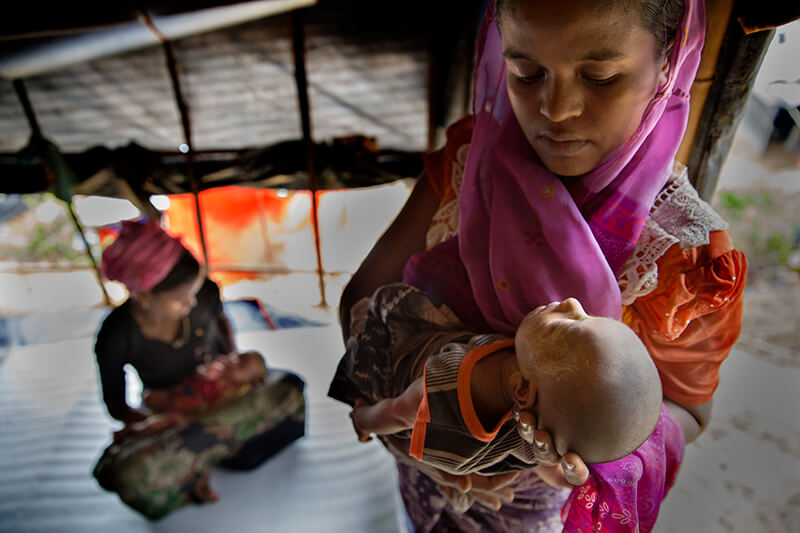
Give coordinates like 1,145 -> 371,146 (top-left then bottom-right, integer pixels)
100,219 -> 187,293
459,0 -> 705,333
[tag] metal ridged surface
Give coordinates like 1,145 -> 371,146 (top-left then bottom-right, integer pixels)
0,326 -> 406,533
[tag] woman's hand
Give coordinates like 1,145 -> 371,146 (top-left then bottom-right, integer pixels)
430,468 -> 519,511
338,173 -> 439,341
382,435 -> 518,511
113,411 -> 188,441
516,410 -> 590,487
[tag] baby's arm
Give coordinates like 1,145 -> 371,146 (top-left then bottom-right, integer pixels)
142,388 -> 176,412
350,377 -> 424,442
113,411 -> 187,441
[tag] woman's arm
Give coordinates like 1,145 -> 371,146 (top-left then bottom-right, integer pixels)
113,411 -> 187,441
339,173 -> 440,340
95,320 -> 148,424
216,311 -> 237,355
664,398 -> 712,443
624,235 -> 747,442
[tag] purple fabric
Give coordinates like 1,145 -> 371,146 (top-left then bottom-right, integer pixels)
458,0 -> 706,333
399,0 -> 704,530
561,405 -> 685,533
402,237 -> 489,331
398,462 -> 570,533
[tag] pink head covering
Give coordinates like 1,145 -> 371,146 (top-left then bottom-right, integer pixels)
100,219 -> 187,293
459,0 -> 705,333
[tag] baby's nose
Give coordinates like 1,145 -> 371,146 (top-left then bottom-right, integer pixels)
560,297 -> 583,313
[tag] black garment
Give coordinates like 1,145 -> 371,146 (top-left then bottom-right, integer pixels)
94,278 -> 227,416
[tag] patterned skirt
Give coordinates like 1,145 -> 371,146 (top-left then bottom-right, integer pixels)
93,370 -> 305,520
398,463 -> 569,533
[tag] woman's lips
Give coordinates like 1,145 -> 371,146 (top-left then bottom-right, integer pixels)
537,135 -> 589,155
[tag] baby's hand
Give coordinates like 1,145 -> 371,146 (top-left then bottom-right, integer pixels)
349,398 -> 373,442
197,355 -> 230,381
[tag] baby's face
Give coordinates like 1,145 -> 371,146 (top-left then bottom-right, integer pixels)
514,298 -> 617,456
515,298 -> 597,374
225,354 -> 265,384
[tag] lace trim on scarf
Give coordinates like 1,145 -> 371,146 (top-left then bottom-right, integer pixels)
426,144 -> 469,250
617,162 -> 729,304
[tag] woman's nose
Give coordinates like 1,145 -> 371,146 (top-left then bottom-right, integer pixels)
539,78 -> 582,123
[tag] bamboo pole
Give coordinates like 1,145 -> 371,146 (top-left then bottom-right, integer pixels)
12,78 -> 112,307
141,10 -> 210,267
290,9 -> 327,307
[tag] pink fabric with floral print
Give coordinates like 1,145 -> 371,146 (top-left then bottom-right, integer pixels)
561,404 -> 685,533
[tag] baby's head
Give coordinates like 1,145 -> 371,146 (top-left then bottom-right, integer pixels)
514,298 -> 662,464
225,351 -> 267,385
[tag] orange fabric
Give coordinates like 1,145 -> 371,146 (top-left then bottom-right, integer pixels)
162,185 -> 320,287
456,339 -> 515,442
410,363 -> 431,461
623,232 -> 748,405
424,115 -> 472,205
425,117 -> 749,408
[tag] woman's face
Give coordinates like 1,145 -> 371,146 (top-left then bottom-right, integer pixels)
148,275 -> 203,320
499,0 -> 668,177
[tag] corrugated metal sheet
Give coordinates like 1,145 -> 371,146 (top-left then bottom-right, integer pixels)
0,1 -> 435,155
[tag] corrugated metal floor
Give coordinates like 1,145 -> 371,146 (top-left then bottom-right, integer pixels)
1,302 -> 797,533
0,325 -> 406,533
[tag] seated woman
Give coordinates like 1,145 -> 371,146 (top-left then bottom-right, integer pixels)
142,350 -> 268,418
92,219 -> 306,520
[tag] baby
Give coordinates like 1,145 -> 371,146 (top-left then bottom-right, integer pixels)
329,283 -> 663,479
144,350 -> 268,417
115,350 -> 267,504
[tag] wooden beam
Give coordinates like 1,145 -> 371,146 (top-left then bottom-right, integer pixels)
141,7 -> 211,267
12,78 -> 112,307
290,9 -> 327,307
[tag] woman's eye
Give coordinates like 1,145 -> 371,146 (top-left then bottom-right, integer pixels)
515,72 -> 545,84
583,74 -> 619,86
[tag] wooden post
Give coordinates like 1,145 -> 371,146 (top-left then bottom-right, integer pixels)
140,9 -> 210,266
290,9 -> 327,307
161,40 -> 210,267
13,78 -> 112,307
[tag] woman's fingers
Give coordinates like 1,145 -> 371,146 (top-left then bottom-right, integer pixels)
561,452 -> 590,486
436,484 -> 476,513
434,470 -> 517,510
532,428 -> 561,465
470,471 -> 519,491
468,472 -> 518,505
517,411 -> 536,444
420,466 -> 519,512
475,493 -> 503,511
431,469 -> 472,493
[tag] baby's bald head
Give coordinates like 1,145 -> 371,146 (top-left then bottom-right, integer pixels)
515,300 -> 662,463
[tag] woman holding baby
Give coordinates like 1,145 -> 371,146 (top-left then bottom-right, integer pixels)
339,0 -> 747,530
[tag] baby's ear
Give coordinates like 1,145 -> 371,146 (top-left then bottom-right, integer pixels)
510,372 -> 536,409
